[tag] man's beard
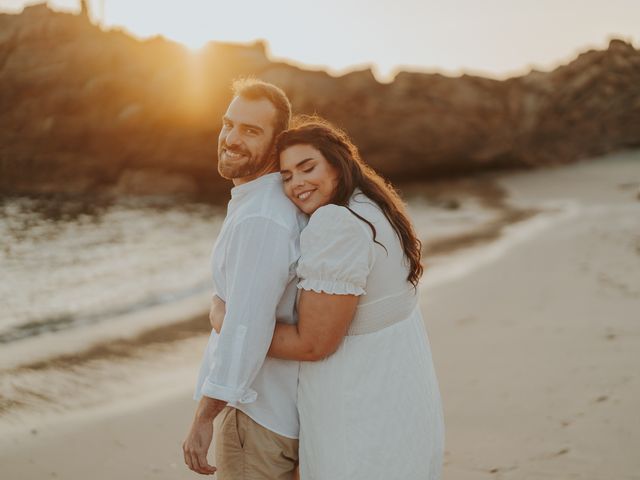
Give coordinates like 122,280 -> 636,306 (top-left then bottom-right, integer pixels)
218,156 -> 261,180
217,143 -> 274,180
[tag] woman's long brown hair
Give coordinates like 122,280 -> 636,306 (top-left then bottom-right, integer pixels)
275,116 -> 423,287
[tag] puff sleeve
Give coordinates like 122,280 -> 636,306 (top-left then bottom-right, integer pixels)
297,204 -> 375,296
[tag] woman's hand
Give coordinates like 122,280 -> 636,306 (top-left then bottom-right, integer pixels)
209,295 -> 226,333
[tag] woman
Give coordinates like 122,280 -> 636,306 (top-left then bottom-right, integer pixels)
213,118 -> 444,479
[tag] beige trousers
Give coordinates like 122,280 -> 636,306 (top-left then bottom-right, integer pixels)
213,406 -> 298,480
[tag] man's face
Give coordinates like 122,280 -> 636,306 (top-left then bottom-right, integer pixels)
217,96 -> 277,184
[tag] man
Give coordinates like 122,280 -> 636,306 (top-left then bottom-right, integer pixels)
183,79 -> 306,479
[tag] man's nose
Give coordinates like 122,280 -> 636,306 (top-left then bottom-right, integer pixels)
224,127 -> 241,147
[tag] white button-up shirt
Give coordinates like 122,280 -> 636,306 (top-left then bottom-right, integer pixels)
193,173 -> 307,439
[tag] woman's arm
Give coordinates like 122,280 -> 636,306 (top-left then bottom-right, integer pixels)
209,295 -> 226,333
209,290 -> 359,361
267,290 -> 358,361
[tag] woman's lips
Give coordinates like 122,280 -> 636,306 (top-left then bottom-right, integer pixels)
297,189 -> 315,201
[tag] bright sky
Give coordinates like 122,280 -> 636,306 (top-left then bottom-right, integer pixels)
1,0 -> 638,80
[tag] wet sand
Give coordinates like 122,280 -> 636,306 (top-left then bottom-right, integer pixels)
1,151 -> 639,479
428,152 -> 640,479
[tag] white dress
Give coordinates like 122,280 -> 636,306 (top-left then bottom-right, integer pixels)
296,192 -> 445,480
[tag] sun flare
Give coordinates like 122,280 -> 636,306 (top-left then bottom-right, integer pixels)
4,0 -> 638,80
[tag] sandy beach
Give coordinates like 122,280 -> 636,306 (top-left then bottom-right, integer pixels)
1,151 -> 639,480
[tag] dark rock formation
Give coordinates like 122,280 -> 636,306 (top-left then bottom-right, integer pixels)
1,4 -> 638,199
80,0 -> 89,19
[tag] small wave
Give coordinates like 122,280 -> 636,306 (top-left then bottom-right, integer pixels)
422,200 -> 581,289
0,282 -> 210,344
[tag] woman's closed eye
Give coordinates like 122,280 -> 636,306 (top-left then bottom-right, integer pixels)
282,166 -> 314,183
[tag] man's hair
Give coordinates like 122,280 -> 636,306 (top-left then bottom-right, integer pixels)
231,78 -> 292,137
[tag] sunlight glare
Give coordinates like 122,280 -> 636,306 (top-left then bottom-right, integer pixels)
4,0 -> 637,81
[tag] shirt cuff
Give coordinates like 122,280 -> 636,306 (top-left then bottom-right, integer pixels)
201,379 -> 258,404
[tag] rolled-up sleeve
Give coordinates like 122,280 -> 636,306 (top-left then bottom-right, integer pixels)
197,216 -> 293,404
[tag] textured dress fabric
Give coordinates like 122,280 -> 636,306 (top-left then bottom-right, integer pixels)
296,192 -> 445,480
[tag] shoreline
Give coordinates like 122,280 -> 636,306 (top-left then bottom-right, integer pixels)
0,173 -> 543,427
0,152 -> 639,479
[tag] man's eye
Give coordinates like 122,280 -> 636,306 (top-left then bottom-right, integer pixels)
245,128 -> 258,135
282,176 -> 291,183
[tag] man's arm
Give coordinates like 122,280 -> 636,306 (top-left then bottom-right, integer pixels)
184,216 -> 293,474
200,216 -> 292,402
182,397 -> 226,475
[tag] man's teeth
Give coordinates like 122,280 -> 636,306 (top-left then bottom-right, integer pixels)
225,150 -> 245,159
298,191 -> 313,200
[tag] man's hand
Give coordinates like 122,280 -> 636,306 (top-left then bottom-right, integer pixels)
209,295 -> 227,333
182,396 -> 227,475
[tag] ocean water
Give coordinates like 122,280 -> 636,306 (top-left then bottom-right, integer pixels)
0,197 -> 224,345
0,192 -> 495,348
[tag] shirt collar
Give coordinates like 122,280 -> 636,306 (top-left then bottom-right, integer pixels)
230,172 -> 282,200
350,187 -> 366,203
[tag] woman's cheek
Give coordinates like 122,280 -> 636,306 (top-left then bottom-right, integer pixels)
283,183 -> 294,201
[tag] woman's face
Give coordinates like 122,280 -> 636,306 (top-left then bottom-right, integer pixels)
280,144 -> 339,215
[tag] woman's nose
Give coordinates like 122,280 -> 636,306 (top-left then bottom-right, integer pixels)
292,175 -> 305,187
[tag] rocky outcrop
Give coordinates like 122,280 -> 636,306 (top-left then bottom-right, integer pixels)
1,4 -> 638,199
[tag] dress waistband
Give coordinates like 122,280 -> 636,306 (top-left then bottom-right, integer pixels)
347,288 -> 418,336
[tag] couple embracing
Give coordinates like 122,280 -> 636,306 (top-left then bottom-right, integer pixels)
182,78 -> 444,479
